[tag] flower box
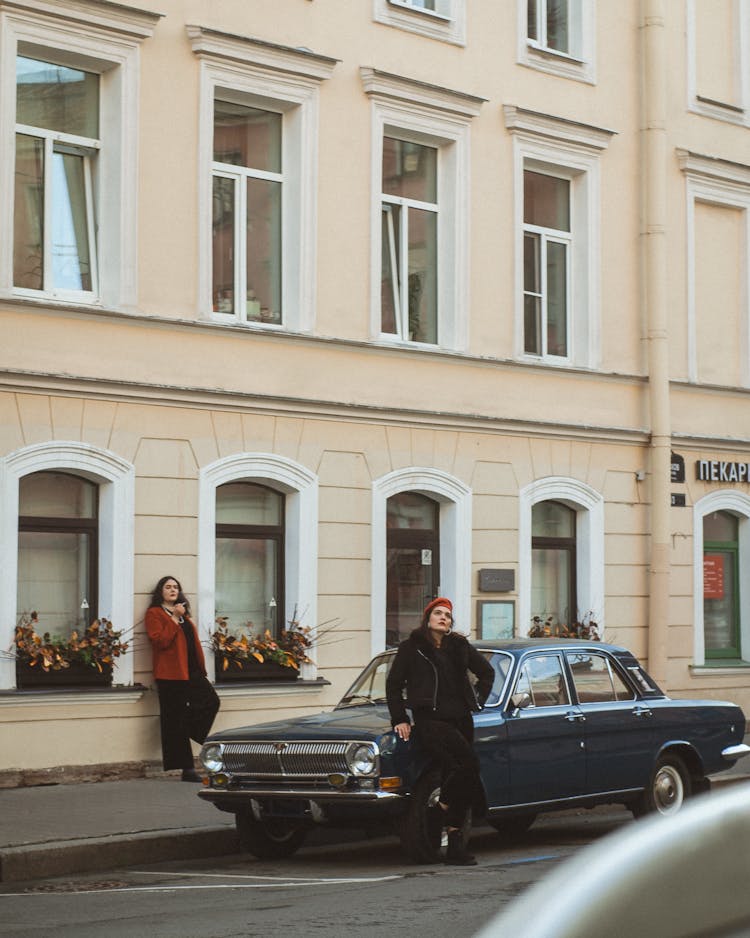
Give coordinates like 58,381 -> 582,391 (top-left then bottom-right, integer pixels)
214,655 -> 299,683
16,660 -> 113,689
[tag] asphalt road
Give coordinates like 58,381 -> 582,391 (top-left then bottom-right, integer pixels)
0,806 -> 632,938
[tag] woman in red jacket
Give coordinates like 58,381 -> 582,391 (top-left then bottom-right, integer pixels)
145,576 -> 220,781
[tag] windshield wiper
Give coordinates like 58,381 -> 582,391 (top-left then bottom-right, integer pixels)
339,694 -> 379,706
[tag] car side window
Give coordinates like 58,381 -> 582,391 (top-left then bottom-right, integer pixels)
515,654 -> 570,707
480,651 -> 513,706
567,653 -> 634,703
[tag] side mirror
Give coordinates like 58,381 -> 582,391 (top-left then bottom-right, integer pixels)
509,692 -> 531,715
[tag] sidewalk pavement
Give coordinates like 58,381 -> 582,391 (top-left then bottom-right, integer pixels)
2,744 -> 749,884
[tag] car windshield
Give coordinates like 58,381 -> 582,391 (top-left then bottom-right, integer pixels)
337,655 -> 391,708
336,648 -> 514,709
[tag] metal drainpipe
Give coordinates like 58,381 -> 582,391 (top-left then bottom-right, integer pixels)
642,0 -> 670,688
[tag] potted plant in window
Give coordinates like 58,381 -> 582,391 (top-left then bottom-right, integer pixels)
211,615 -> 314,683
529,612 -> 601,641
13,612 -> 130,688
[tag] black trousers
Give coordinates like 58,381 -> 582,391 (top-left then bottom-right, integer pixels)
156,675 -> 220,771
414,715 -> 486,828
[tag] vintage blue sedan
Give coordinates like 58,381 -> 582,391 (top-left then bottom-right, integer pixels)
198,640 -> 749,862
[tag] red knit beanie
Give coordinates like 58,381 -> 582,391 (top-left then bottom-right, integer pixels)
423,597 -> 453,618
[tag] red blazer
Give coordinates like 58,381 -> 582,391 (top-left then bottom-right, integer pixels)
145,606 -> 207,681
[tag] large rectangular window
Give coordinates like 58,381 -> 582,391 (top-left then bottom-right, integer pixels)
215,482 -> 285,637
17,471 -> 98,634
212,100 -> 283,325
524,170 -> 570,359
14,56 -> 99,298
381,137 -> 438,344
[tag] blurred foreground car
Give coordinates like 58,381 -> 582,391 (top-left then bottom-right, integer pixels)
475,779 -> 750,938
198,639 -> 749,862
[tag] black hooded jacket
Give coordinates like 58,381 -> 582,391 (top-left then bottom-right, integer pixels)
386,628 -> 494,728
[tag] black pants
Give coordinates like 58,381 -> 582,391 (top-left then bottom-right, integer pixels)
156,676 -> 220,771
414,715 -> 486,828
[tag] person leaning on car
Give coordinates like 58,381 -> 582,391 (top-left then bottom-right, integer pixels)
386,597 -> 494,865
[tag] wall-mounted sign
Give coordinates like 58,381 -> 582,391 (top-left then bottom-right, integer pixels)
671,493 -> 686,507
671,452 -> 685,483
477,600 -> 515,640
703,554 -> 725,599
478,569 -> 515,592
697,460 -> 750,483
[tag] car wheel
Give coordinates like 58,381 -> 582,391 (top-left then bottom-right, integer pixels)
235,811 -> 308,859
399,770 -> 445,864
632,754 -> 691,818
489,813 -> 537,840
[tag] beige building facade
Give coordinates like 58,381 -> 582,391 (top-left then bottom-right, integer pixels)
1,0 -> 750,776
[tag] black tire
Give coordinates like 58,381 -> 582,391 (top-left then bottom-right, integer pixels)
399,770 -> 444,864
235,811 -> 308,859
631,753 -> 691,819
489,813 -> 537,840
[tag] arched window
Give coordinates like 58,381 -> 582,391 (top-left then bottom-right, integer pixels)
17,471 -> 98,632
703,510 -> 740,659
386,491 -> 440,646
215,482 -> 285,636
531,500 -> 577,629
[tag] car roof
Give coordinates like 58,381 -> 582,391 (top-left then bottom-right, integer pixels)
380,638 -> 631,655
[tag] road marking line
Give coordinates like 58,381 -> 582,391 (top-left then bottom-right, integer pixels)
505,854 -> 560,865
0,875 -> 403,897
132,871 -> 399,882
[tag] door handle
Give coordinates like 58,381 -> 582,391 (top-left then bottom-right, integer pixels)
565,711 -> 586,723
633,706 -> 653,718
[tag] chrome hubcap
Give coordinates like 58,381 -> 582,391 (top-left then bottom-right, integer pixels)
653,766 -> 683,814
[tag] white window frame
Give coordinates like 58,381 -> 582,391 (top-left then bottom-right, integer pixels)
517,0 -> 596,85
0,441 -> 135,690
686,0 -> 750,126
198,453 -> 318,681
373,0 -> 466,46
381,137 -> 439,343
518,477 -> 605,639
189,26 -> 337,334
362,68 -> 482,353
692,491 -> 750,667
0,0 -> 159,310
211,97 -> 284,325
15,99 -> 100,302
371,467 -> 472,656
677,150 -> 750,387
505,106 -> 614,369
523,169 -> 573,359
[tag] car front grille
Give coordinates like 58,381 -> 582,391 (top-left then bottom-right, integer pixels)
222,741 -> 352,779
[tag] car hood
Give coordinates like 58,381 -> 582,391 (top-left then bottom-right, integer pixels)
206,704 -> 392,743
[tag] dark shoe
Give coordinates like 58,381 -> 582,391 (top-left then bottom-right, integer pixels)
181,768 -> 202,782
444,830 -> 477,866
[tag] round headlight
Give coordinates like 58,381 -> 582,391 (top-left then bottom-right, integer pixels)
379,732 -> 398,756
347,742 -> 378,777
200,743 -> 224,774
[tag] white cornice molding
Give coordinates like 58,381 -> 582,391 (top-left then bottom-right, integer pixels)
360,67 -> 485,118
676,149 -> 750,189
503,104 -> 616,151
187,25 -> 338,81
0,0 -> 162,38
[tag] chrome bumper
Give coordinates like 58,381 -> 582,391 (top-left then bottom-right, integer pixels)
721,743 -> 750,761
198,786 -> 404,804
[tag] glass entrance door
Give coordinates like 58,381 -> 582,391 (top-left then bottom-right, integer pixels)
386,492 -> 439,647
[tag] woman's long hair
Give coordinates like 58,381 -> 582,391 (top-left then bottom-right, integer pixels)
149,575 -> 191,614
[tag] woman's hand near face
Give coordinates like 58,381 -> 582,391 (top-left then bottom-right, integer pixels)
394,722 -> 411,741
173,602 -> 186,617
